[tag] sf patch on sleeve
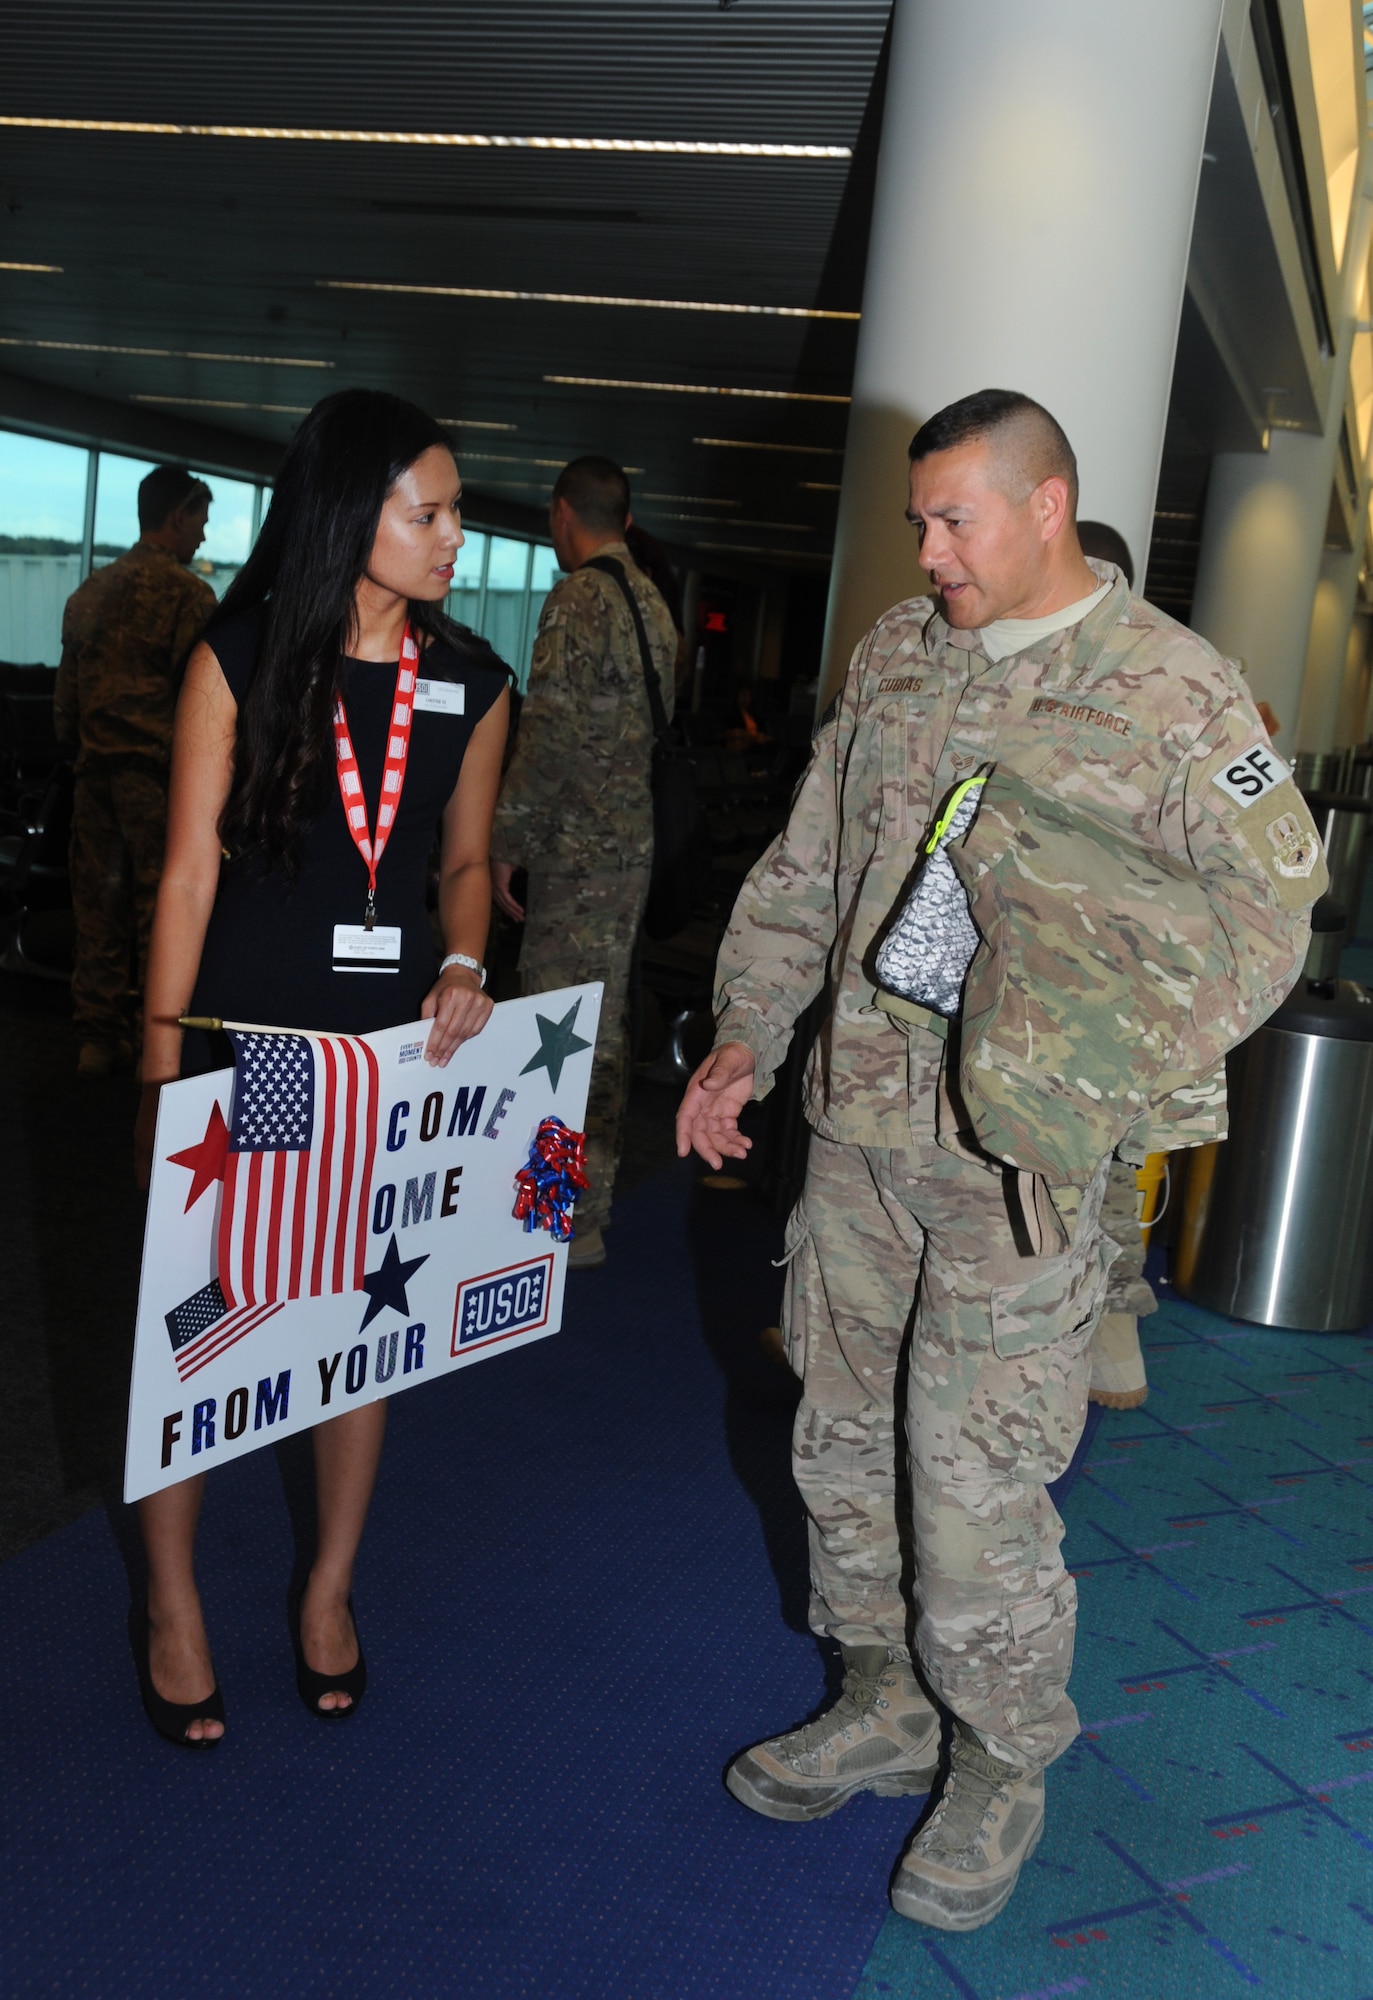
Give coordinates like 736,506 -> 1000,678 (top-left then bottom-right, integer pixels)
1211,740 -> 1290,806
1203,737 -> 1326,908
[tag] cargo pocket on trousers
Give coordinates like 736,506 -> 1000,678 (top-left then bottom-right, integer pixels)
989,1235 -> 1116,1362
772,1198 -> 811,1378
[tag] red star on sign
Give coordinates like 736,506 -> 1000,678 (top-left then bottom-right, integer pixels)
167,1100 -> 230,1211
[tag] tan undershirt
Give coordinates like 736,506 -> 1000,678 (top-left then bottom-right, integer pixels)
978,578 -> 1112,662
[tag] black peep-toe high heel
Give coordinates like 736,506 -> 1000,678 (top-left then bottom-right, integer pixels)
127,1603 -> 225,1749
287,1587 -> 367,1720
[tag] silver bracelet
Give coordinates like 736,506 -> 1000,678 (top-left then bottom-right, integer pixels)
441,952 -> 487,988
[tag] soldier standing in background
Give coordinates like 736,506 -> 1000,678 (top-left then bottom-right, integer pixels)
490,456 -> 677,1269
677,392 -> 1321,1932
55,466 -> 215,1077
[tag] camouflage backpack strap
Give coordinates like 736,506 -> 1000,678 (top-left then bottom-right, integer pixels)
583,555 -> 673,749
583,555 -> 701,940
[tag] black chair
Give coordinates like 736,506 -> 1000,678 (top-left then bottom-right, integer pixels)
0,759 -> 75,979
0,663 -> 63,817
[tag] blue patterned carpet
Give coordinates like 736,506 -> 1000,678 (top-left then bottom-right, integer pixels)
855,1279 -> 1373,2000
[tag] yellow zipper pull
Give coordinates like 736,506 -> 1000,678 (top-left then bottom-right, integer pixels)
924,773 -> 988,855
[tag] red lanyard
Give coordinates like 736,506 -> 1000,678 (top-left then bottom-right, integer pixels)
333,622 -> 418,927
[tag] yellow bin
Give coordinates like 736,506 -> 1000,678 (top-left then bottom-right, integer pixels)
1135,1152 -> 1169,1244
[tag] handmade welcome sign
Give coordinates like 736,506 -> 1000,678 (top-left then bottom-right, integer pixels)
124,984 -> 601,1502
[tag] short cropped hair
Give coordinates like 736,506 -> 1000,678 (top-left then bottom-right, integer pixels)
909,389 -> 1078,510
138,464 -> 212,531
1077,519 -> 1134,588
552,455 -> 631,533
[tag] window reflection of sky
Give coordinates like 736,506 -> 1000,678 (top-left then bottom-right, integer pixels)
92,451 -> 257,564
0,430 -> 87,541
1,423 -> 560,673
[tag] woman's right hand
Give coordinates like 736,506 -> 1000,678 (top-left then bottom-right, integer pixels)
135,1082 -> 163,1192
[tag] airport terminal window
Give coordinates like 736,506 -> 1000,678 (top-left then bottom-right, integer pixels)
0,423 -> 558,685
90,450 -> 159,568
446,528 -> 561,691
92,453 -> 258,598
0,430 -> 90,666
447,524 -> 489,632
196,473 -> 258,596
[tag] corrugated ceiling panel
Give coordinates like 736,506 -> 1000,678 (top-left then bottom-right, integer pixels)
0,1 -> 891,144
0,1 -> 893,567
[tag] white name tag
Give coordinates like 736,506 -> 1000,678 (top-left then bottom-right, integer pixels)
332,923 -> 402,973
414,678 -> 464,716
1211,741 -> 1291,807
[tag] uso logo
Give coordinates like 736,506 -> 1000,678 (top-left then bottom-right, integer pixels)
451,1254 -> 554,1354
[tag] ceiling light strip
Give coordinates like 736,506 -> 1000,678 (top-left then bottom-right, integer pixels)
641,493 -> 741,506
694,436 -> 844,455
696,542 -> 831,561
646,513 -> 813,531
319,279 -> 857,321
546,374 -> 849,404
135,395 -> 310,412
463,452 -> 645,471
0,261 -> 62,272
0,117 -> 849,160
434,417 -> 518,431
0,335 -> 332,366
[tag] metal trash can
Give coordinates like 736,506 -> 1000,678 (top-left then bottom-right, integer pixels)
1174,975 -> 1373,1331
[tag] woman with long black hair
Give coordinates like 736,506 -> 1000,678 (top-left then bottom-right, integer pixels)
132,390 -> 509,1745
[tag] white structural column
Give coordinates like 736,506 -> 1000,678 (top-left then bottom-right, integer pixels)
1293,547 -> 1362,750
1189,408 -> 1349,737
1190,183 -> 1373,740
819,0 -> 1224,704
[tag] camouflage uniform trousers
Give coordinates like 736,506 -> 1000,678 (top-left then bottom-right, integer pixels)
1100,1154 -> 1158,1318
518,865 -> 651,1233
780,1128 -> 1116,1771
69,760 -> 168,1048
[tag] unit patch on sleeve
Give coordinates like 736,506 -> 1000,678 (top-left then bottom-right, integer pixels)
1265,810 -> 1320,880
1210,741 -> 1292,807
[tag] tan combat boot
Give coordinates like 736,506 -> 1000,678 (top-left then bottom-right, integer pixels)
891,1727 -> 1044,1930
1088,1310 -> 1148,1409
567,1225 -> 607,1270
726,1645 -> 941,1822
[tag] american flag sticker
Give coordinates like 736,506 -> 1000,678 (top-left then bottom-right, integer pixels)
451,1255 -> 554,1355
218,1030 -> 380,1309
164,1280 -> 284,1383
160,1030 -> 380,1378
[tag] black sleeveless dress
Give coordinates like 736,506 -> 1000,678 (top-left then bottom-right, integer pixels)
183,609 -> 506,1076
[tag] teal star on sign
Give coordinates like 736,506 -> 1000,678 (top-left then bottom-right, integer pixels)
520,999 -> 593,1092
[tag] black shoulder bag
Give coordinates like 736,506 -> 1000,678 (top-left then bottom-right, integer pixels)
585,555 -> 704,940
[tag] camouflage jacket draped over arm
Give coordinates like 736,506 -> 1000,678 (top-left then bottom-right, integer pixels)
713,566 -> 1324,1158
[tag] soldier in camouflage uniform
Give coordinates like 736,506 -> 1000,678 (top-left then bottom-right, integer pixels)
491,457 -> 677,1266
677,391 -> 1322,1931
55,466 -> 215,1076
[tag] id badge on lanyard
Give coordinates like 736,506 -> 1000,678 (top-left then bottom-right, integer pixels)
332,623 -> 417,974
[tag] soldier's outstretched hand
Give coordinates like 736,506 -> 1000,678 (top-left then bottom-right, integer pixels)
676,1041 -> 756,1168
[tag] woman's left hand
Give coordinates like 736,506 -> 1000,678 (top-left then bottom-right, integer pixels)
420,965 -> 493,1066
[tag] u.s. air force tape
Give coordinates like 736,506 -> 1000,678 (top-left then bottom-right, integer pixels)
1211,741 -> 1291,806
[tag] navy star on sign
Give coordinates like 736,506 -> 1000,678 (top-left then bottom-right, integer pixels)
229,1032 -> 314,1153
